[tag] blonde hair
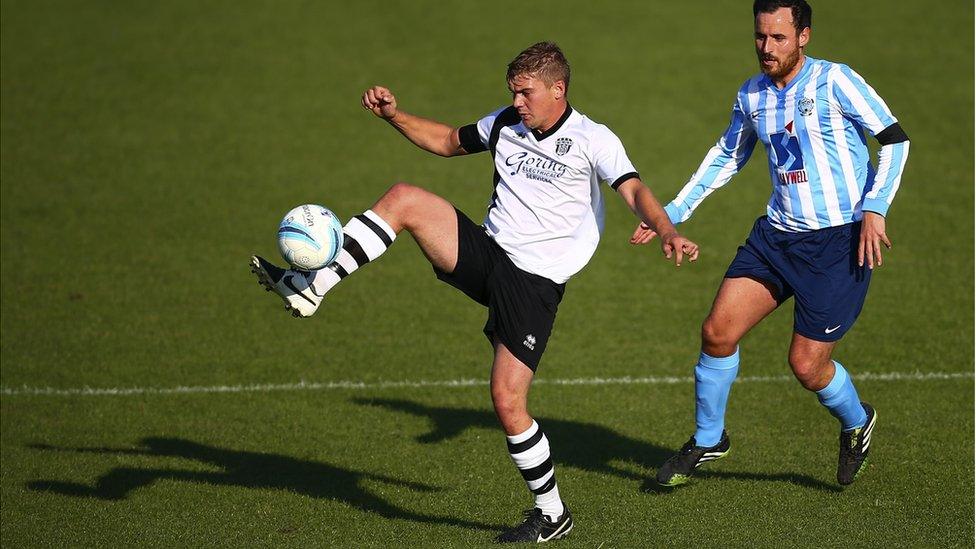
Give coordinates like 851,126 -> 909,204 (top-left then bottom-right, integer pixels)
506,42 -> 570,93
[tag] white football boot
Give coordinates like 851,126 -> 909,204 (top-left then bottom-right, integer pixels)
250,255 -> 323,318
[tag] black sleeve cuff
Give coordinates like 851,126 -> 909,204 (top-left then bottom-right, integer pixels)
875,122 -> 909,145
611,171 -> 640,190
458,124 -> 488,154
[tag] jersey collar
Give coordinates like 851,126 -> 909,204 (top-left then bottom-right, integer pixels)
531,103 -> 573,141
763,55 -> 812,95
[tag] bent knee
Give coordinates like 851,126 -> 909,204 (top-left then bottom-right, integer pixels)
376,182 -> 430,231
383,181 -> 423,204
788,354 -> 832,390
491,388 -> 522,414
701,317 -> 739,356
491,388 -> 527,422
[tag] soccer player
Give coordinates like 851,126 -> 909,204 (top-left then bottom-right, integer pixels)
634,0 -> 909,487
251,42 -> 699,542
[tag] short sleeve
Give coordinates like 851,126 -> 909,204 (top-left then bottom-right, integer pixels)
591,126 -> 639,190
458,106 -> 508,154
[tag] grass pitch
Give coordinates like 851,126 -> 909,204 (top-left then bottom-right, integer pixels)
2,1 -> 973,547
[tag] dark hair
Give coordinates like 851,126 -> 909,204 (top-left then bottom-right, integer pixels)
507,41 -> 571,93
753,0 -> 812,31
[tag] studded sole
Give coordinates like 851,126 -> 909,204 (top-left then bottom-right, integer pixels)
249,257 -> 307,318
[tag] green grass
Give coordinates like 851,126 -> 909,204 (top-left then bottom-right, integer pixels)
2,0 -> 973,547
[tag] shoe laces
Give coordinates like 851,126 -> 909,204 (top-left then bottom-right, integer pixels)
839,429 -> 861,460
505,508 -> 545,534
662,439 -> 697,468
517,508 -> 545,523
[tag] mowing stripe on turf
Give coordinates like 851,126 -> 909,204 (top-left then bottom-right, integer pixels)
0,370 -> 970,397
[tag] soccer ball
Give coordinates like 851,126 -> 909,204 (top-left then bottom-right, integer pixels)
277,204 -> 344,270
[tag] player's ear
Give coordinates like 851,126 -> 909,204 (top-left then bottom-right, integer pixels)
798,27 -> 810,48
552,80 -> 566,100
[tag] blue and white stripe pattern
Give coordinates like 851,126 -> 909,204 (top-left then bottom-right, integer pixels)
665,56 -> 909,232
278,222 -> 323,250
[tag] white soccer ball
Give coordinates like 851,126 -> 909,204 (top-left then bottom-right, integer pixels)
277,204 -> 344,270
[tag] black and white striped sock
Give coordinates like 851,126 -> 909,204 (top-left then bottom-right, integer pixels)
506,420 -> 565,521
310,209 -> 396,295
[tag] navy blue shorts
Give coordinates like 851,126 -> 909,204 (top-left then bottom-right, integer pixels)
725,216 -> 872,342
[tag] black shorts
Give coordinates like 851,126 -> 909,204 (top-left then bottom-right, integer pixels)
434,209 -> 565,371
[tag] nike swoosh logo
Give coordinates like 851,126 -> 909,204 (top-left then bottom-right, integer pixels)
283,275 -> 317,306
825,325 -> 842,334
306,278 -> 325,298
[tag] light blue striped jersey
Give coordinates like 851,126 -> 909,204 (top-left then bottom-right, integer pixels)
665,56 -> 909,232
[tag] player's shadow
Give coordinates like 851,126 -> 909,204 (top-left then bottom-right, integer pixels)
354,397 -> 669,482
26,437 -> 504,531
640,471 -> 842,494
354,398 -> 841,493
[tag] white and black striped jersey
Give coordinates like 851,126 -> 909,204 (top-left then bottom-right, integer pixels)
458,105 -> 638,284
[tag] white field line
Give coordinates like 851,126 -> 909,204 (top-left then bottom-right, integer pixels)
0,370 -> 971,398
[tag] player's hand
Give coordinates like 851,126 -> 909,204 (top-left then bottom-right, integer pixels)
858,211 -> 891,269
362,86 -> 398,120
629,222 -> 658,245
661,232 -> 699,266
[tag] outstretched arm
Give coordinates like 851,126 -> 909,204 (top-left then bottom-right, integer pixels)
662,99 -> 757,225
362,85 -> 467,157
617,178 -> 699,266
629,94 -> 755,249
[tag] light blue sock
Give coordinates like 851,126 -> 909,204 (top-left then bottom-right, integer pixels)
694,348 -> 740,448
816,361 -> 867,431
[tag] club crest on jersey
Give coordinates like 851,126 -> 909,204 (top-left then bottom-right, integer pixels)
798,97 -> 815,116
555,137 -> 573,156
770,121 -> 808,185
